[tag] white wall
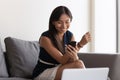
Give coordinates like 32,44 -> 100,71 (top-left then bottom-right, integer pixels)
0,0 -> 90,51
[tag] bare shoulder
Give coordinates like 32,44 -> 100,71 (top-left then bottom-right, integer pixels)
40,36 -> 50,42
39,36 -> 52,47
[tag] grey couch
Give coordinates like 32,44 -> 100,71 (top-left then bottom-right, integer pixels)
0,37 -> 120,80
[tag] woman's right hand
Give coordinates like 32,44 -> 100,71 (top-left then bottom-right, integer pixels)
65,45 -> 79,62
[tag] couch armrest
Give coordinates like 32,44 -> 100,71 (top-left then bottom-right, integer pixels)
78,53 -> 120,80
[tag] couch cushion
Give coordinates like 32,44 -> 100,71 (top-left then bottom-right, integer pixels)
0,39 -> 8,77
4,37 -> 39,78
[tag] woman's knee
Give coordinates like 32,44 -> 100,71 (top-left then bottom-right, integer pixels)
73,60 -> 85,68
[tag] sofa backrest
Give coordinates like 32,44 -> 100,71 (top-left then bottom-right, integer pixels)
78,53 -> 120,80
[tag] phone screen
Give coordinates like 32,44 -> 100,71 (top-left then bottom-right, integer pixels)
68,41 -> 76,47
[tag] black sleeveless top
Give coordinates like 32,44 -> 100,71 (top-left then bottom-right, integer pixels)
32,30 -> 73,79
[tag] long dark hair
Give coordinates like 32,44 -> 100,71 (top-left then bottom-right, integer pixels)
48,6 -> 73,51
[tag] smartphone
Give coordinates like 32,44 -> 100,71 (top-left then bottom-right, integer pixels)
68,41 -> 76,47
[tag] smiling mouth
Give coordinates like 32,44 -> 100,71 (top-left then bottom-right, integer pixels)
61,29 -> 66,31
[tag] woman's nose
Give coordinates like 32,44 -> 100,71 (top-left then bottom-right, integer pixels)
62,23 -> 66,28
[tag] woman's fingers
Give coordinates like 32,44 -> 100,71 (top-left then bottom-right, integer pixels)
85,32 -> 91,42
66,45 -> 78,56
80,32 -> 91,45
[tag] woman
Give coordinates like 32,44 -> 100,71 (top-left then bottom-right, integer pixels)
32,6 -> 91,80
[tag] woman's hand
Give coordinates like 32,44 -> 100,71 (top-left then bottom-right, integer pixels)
78,32 -> 91,48
65,45 -> 79,62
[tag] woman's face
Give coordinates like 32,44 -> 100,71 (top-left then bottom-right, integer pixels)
53,14 -> 71,34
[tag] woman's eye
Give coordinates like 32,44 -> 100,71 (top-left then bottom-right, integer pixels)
66,21 -> 70,24
56,21 -> 70,24
57,21 -> 62,24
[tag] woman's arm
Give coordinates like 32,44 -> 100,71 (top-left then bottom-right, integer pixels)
40,36 -> 70,65
77,32 -> 91,50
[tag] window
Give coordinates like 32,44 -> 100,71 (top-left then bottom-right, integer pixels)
93,0 -> 117,53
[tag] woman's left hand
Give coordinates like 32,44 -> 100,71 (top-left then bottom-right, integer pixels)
78,32 -> 91,47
